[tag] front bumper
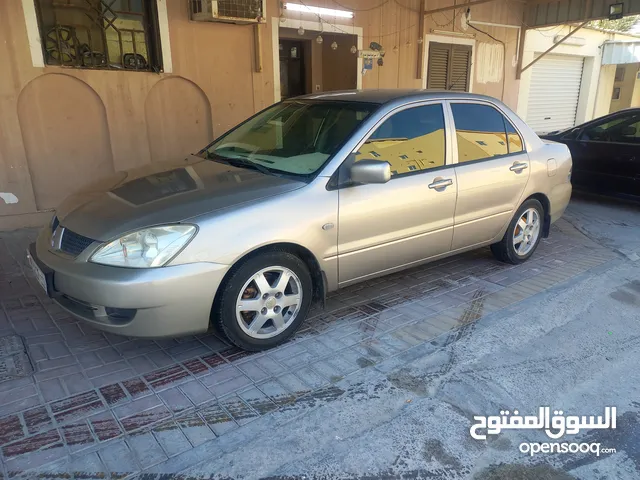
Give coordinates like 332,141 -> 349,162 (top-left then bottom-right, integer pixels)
30,229 -> 230,338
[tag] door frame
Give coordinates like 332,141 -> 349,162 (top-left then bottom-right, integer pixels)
279,38 -> 308,99
272,17 -> 363,102
422,33 -> 476,91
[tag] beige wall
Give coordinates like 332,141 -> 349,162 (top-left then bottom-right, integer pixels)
631,72 -> 640,108
1,0 -> 524,228
594,64 -> 616,118
0,0 -> 276,225
349,0 -> 522,104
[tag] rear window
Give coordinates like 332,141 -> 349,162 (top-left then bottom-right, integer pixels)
451,103 -> 524,163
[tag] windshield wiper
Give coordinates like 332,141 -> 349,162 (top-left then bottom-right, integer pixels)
224,157 -> 278,177
203,150 -> 275,176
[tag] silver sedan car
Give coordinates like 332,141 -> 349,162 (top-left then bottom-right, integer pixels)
29,90 -> 572,351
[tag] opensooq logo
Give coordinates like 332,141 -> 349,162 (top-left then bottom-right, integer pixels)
469,406 -> 617,440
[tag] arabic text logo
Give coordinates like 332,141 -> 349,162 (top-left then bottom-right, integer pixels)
469,406 -> 616,440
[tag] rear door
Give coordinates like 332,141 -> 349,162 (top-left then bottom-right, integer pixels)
448,101 -> 530,250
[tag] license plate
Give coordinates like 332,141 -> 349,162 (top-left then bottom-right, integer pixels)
28,254 -> 47,293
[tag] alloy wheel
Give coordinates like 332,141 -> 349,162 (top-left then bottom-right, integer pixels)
513,207 -> 541,256
235,266 -> 303,339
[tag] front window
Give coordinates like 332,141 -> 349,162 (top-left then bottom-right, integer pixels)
354,104 -> 447,177
580,112 -> 640,143
203,101 -> 376,176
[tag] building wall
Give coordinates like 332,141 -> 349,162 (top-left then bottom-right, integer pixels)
1,0 -> 524,229
345,0 -> 522,105
609,63 -> 640,113
517,26 -> 640,126
630,71 -> 640,108
594,64 -> 617,118
0,0 -> 277,229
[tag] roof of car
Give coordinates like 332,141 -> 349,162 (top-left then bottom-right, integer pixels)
292,89 -> 500,105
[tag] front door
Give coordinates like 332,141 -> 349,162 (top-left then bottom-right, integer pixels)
448,102 -> 530,250
563,111 -> 640,197
337,103 -> 458,285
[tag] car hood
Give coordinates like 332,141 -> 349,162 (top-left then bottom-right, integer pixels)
56,156 -> 306,241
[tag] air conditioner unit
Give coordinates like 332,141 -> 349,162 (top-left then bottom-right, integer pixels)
190,0 -> 266,24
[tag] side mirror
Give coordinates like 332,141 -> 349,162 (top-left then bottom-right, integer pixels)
349,160 -> 391,184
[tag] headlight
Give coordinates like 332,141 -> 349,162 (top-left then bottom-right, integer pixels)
90,225 -> 197,268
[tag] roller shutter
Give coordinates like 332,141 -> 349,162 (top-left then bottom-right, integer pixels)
526,53 -> 585,134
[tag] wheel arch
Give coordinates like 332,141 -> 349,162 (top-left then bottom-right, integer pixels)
211,242 -> 326,322
523,193 -> 551,238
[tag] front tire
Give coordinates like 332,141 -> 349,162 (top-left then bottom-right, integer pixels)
213,251 -> 313,351
491,199 -> 544,265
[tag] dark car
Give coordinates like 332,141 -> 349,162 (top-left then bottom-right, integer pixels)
541,109 -> 640,199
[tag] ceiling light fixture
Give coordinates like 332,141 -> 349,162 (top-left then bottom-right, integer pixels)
609,2 -> 624,19
285,3 -> 354,19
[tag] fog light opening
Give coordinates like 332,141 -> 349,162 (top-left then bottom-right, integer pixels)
105,307 -> 137,322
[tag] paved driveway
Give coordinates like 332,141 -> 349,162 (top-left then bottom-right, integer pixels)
0,207 -> 620,479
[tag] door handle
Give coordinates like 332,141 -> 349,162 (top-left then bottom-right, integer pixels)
510,162 -> 528,173
428,178 -> 453,190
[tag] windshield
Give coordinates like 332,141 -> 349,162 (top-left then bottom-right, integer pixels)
202,101 -> 376,176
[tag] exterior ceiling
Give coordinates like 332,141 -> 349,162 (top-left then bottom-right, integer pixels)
525,0 -> 640,27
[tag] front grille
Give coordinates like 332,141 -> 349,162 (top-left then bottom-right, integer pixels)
60,229 -> 96,257
51,216 -> 59,232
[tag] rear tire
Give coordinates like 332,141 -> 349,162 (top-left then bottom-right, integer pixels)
213,251 -> 313,351
491,199 -> 544,265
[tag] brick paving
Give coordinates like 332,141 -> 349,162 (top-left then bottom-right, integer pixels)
564,194 -> 640,261
0,220 -> 618,479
